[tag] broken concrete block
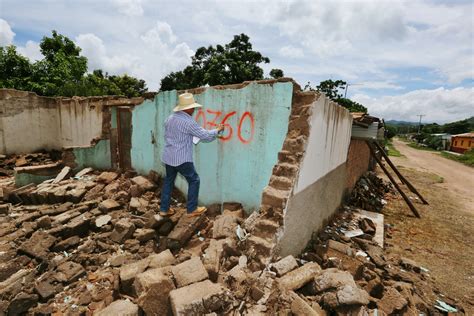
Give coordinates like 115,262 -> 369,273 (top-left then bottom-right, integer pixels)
53,236 -> 81,252
328,239 -> 353,256
129,197 -> 149,213
8,292 -> 38,315
55,261 -> 86,284
133,228 -> 155,242
0,204 -> 10,215
271,255 -> 298,277
290,292 -> 319,316
66,187 -> 87,203
98,199 -> 121,212
120,258 -> 150,295
167,213 -> 205,250
171,257 -> 209,288
95,214 -> 112,228
0,269 -> 35,301
97,171 -> 119,184
95,299 -> 139,316
261,186 -> 289,208
169,280 -> 228,315
148,249 -> 176,269
75,167 -> 93,178
134,268 -> 175,315
37,215 -> 51,229
377,287 -> 408,314
337,285 -> 370,305
359,217 -> 376,235
131,176 -> 155,191
202,239 -> 228,281
212,214 -> 239,239
52,166 -> 71,184
18,231 -> 56,260
313,268 -> 357,292
110,219 -> 136,243
278,262 -> 321,291
34,272 -> 63,301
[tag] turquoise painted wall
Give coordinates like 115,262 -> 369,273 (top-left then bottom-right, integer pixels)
131,82 -> 293,212
72,139 -> 112,171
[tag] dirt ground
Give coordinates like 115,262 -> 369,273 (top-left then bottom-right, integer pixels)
380,139 -> 474,314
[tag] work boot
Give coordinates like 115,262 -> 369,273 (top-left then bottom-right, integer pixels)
159,208 -> 176,217
188,206 -> 207,217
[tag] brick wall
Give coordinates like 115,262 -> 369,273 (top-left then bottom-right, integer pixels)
345,139 -> 371,191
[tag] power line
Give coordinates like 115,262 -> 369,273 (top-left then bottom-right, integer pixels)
417,114 -> 425,134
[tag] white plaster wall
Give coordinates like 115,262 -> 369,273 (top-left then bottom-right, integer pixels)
0,104 -> 60,154
0,93 -> 104,154
293,96 -> 352,194
58,100 -> 103,147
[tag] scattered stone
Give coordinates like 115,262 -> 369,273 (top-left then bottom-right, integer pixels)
148,249 -> 176,269
377,287 -> 408,314
110,219 -> 136,243
53,236 -> 81,252
0,203 -> 10,215
129,197 -> 148,212
18,231 -> 56,260
55,261 -> 86,283
271,255 -> 298,277
278,262 -> 321,290
95,214 -> 112,228
290,292 -> 319,316
98,199 -> 121,212
52,166 -> 71,184
135,268 -> 175,315
75,167 -> 93,177
97,171 -> 119,184
212,214 -> 239,239
37,215 -> 52,229
171,257 -> 209,288
120,258 -> 150,295
337,285 -> 370,305
169,280 -> 228,315
327,239 -> 353,256
131,176 -> 155,191
167,212 -> 206,250
95,299 -> 139,316
133,228 -> 155,242
313,268 -> 357,292
8,292 -> 38,315
359,217 -> 376,235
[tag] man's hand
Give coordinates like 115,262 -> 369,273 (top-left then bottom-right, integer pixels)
217,124 -> 225,133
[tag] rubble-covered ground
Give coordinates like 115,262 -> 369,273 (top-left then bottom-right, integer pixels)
0,151 -> 62,176
0,166 -> 465,315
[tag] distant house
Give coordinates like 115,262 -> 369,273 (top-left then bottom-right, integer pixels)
450,132 -> 474,153
430,133 -> 451,150
351,112 -> 384,140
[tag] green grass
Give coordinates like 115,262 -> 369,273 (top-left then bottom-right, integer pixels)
407,142 -> 437,152
440,151 -> 474,167
386,139 -> 402,157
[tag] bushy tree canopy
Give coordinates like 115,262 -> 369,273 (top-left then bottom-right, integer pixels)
160,34 -> 270,91
0,30 -> 147,97
313,79 -> 368,113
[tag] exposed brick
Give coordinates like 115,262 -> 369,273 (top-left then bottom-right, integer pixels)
136,268 -> 175,315
167,213 -> 205,250
171,257 -> 208,288
261,186 -> 289,208
272,163 -> 299,178
95,299 -> 139,316
131,176 -> 155,191
278,262 -> 322,291
269,175 -> 293,190
148,249 -> 176,269
169,280 -> 228,315
212,214 -> 239,239
98,199 -> 121,212
271,255 -> 298,277
96,171 -> 119,184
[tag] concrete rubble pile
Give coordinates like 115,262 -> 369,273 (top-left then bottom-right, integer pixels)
348,171 -> 392,212
0,166 -> 462,315
0,151 -> 62,176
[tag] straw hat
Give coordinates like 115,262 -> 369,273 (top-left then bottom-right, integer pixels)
173,93 -> 203,112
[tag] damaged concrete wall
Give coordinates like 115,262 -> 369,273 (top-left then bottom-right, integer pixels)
278,95 -> 352,256
345,139 -> 371,192
131,81 -> 293,211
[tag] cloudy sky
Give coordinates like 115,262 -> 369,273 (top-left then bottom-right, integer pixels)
1,0 -> 473,123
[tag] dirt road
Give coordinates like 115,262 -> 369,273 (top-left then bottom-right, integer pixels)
381,138 -> 474,313
391,138 -> 474,214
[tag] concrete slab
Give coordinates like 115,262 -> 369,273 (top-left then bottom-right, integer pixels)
354,209 -> 384,248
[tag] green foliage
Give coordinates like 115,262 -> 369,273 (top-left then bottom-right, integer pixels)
0,30 -> 147,97
160,34 -> 270,91
442,117 -> 473,134
316,79 -> 346,100
269,68 -> 284,79
334,98 -> 367,113
441,149 -> 474,167
385,125 -> 398,139
424,134 -> 444,150
384,139 -> 402,157
0,46 -> 33,90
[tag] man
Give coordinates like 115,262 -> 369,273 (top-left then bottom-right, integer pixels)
160,92 -> 224,217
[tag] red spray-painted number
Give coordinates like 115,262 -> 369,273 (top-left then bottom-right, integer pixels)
195,109 -> 255,144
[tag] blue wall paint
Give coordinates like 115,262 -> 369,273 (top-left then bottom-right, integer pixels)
131,83 -> 293,212
72,139 -> 112,171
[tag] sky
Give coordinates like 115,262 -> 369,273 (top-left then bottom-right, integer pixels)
0,0 -> 473,123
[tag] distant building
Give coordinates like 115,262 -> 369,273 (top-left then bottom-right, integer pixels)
450,132 -> 474,153
430,133 -> 451,150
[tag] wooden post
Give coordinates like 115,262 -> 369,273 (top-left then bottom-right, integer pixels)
372,141 -> 429,205
366,141 -> 421,218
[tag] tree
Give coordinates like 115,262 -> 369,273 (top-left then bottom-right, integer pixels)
315,79 -> 368,113
269,68 -> 284,79
0,46 -> 33,91
316,79 -> 347,100
160,34 -> 270,91
0,30 -> 148,97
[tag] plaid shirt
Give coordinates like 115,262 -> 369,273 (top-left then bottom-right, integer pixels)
161,111 -> 218,166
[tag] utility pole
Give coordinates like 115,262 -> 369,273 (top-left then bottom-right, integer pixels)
417,114 -> 425,134
344,83 -> 363,98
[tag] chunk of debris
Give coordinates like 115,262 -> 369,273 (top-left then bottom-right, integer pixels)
271,255 -> 298,277
98,199 -> 121,212
135,268 -> 175,315
169,280 -> 228,315
110,219 -> 136,243
95,299 -> 139,316
359,217 -> 376,235
97,171 -> 119,184
52,166 -> 71,184
171,257 -> 209,288
131,176 -> 155,191
278,262 -> 321,290
55,261 -> 86,284
95,214 -> 112,228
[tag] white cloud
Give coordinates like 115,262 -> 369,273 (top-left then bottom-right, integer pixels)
353,87 -> 474,123
351,81 -> 404,91
17,40 -> 43,61
279,45 -> 304,58
110,0 -> 143,16
0,18 -> 15,46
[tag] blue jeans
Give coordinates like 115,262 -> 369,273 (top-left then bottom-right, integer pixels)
160,162 -> 200,213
